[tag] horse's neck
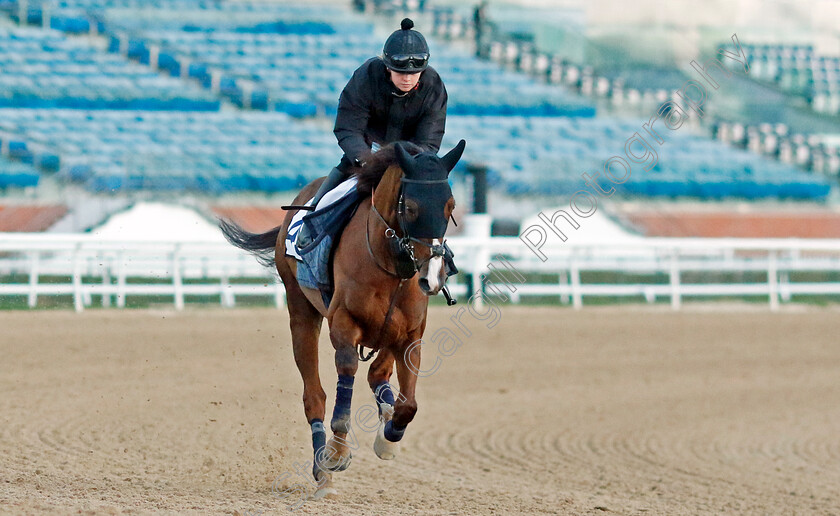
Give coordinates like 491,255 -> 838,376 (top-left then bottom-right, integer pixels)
373,165 -> 403,226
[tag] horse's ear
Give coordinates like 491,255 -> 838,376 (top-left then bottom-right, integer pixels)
394,142 -> 416,177
440,139 -> 466,174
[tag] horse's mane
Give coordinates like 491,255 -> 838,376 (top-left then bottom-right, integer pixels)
353,141 -> 424,195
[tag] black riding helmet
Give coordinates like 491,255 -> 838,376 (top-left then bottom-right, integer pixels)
382,18 -> 430,73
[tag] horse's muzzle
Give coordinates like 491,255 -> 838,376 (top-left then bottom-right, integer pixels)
418,272 -> 445,296
418,277 -> 435,296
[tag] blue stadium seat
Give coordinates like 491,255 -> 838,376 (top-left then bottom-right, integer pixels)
0,25 -> 219,111
444,116 -> 831,200
1,108 -> 341,193
0,155 -> 40,188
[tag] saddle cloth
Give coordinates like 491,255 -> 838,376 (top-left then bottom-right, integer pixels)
284,177 -> 361,307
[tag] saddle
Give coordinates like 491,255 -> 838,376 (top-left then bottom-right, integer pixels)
285,178 -> 361,308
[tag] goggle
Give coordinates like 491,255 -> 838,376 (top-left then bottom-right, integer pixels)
388,53 -> 429,71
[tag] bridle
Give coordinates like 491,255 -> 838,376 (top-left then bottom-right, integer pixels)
365,178 -> 450,280
359,177 -> 451,362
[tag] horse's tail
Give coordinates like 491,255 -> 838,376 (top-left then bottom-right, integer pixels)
218,219 -> 280,269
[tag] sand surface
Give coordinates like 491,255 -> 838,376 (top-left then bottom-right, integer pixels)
2,306 -> 839,515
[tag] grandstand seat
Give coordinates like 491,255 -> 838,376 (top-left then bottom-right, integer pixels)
444,116 -> 832,201
1,1 -> 831,202
0,24 -> 219,111
36,1 -> 596,119
0,155 -> 40,188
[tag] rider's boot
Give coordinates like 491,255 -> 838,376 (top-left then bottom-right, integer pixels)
296,167 -> 347,249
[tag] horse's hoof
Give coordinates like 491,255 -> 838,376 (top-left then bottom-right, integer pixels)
310,471 -> 338,500
310,485 -> 338,500
373,422 -> 400,460
321,451 -> 352,472
319,436 -> 352,472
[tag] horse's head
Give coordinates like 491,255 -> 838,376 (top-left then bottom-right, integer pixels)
394,139 -> 466,295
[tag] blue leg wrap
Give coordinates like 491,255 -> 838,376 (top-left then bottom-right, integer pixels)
310,419 -> 326,479
373,381 -> 395,411
383,420 -> 406,443
330,374 -> 354,434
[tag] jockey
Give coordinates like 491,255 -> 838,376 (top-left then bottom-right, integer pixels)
296,17 -> 449,249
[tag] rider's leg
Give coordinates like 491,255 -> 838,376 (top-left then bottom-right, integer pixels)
311,166 -> 350,207
297,161 -> 351,248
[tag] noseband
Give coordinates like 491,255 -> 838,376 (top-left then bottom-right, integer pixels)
366,178 -> 450,280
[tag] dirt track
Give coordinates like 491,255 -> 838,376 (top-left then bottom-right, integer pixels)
2,306 -> 840,515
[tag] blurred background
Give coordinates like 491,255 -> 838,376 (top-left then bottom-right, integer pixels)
1,0 -> 839,310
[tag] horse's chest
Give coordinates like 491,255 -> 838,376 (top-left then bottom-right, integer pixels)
352,306 -> 422,350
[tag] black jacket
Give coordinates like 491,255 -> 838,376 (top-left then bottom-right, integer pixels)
334,57 -> 447,164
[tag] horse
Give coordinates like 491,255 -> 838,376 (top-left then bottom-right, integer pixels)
219,139 -> 466,499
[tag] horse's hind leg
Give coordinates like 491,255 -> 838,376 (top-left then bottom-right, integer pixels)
283,281 -> 334,496
368,349 -> 396,419
369,350 -> 402,460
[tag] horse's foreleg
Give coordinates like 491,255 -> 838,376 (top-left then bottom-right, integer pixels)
283,285 -> 332,494
374,342 -> 419,460
321,314 -> 361,473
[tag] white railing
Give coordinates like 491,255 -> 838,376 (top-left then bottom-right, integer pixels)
0,235 -> 284,312
448,236 -> 840,311
2,233 -> 840,311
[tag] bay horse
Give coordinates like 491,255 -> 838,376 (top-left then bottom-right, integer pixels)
219,140 -> 465,499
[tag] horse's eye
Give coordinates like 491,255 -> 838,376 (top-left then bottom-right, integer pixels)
404,202 -> 419,222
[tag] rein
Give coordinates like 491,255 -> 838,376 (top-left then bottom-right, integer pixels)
358,177 -> 451,362
366,197 -> 410,279
366,181 -> 449,279
359,277 -> 406,362
397,178 -> 449,263
366,190 -> 445,279
359,193 -> 408,362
